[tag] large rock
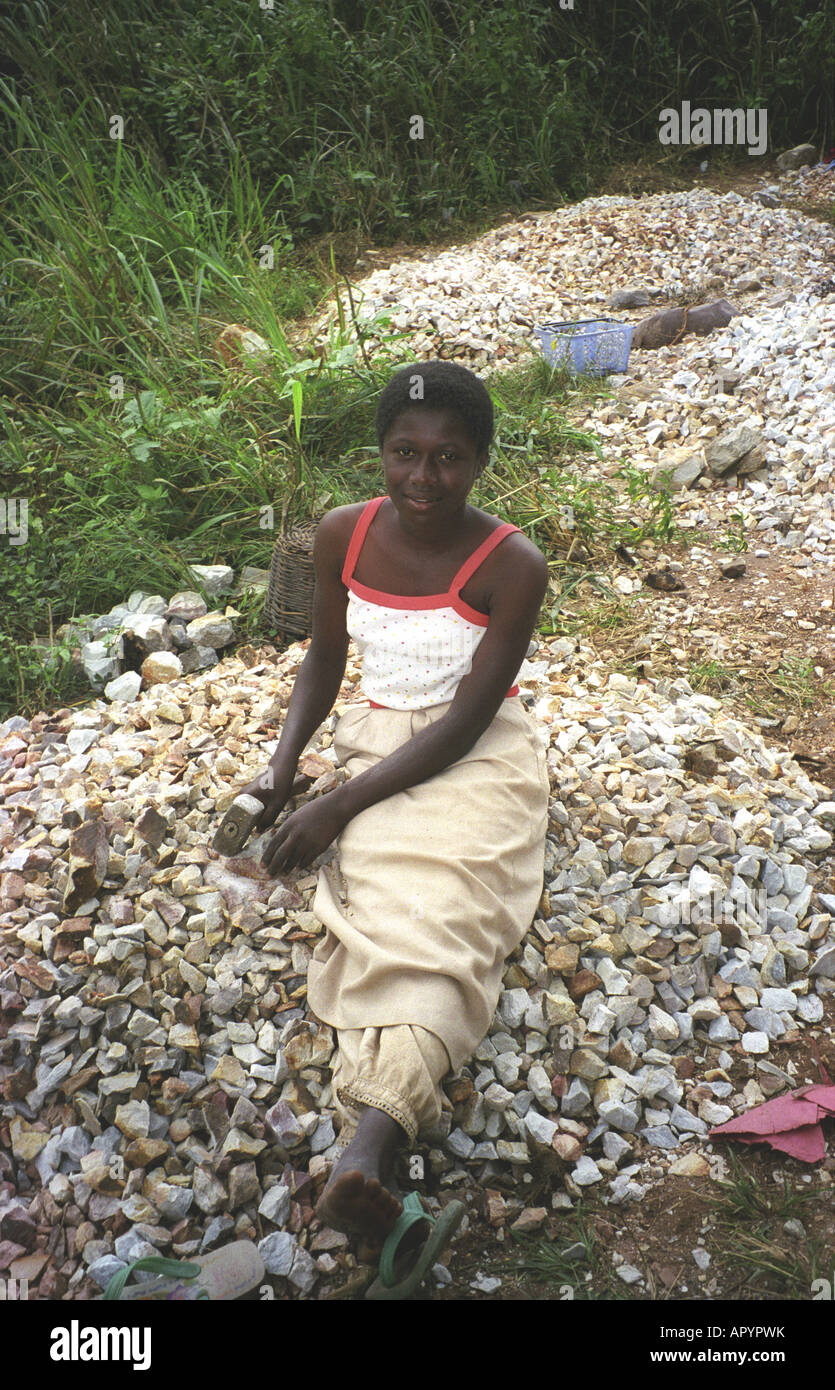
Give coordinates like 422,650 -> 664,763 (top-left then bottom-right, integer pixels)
121,614 -> 176,656
650,452 -> 705,492
56,618 -> 93,644
259,1184 -> 291,1226
115,1100 -> 150,1139
257,1229 -> 318,1291
81,640 -> 120,688
140,651 -> 183,686
704,424 -> 764,477
135,806 -> 169,848
258,1231 -> 295,1277
669,1153 -> 710,1177
810,946 -> 835,979
62,818 -> 109,913
228,1162 -> 260,1210
632,300 -> 737,350
264,1101 -> 305,1149
0,1207 -> 37,1251
188,565 -> 234,597
552,1132 -> 583,1162
129,593 -> 168,617
87,614 -> 123,638
608,288 -> 651,310
104,670 -> 142,702
524,1110 -> 559,1147
736,444 -> 768,477
165,591 -> 208,624
186,614 -> 235,649
775,144 -> 817,171
192,1167 -> 227,1215
180,645 -> 218,674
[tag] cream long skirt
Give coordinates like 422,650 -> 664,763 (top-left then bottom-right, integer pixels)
307,697 -> 550,1087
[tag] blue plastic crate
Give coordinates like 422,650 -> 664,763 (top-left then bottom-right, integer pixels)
536,319 -> 634,375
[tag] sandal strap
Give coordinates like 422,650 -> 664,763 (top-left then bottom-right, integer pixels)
103,1256 -> 206,1301
379,1193 -> 430,1288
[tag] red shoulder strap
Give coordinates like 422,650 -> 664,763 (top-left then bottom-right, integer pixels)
341,496 -> 387,586
450,522 -> 520,595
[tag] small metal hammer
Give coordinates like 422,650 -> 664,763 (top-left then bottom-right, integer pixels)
212,772 -> 313,856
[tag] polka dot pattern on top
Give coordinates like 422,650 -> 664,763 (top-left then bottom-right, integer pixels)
342,497 -> 522,711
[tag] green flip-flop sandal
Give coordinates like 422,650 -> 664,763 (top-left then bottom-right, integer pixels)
365,1194 -> 465,1301
101,1241 -> 265,1301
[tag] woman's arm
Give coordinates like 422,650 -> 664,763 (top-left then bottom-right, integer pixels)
261,531 -> 548,871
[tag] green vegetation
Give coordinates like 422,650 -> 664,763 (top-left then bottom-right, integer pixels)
688,658 -> 737,693
756,656 -> 831,714
707,1153 -> 829,1299
684,653 -> 835,727
2,0 -> 832,716
508,1206 -> 630,1299
3,1 -> 831,244
714,511 -> 749,553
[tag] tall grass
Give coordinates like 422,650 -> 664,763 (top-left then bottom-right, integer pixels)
2,1 -> 830,252
0,83 -> 314,406
0,1 -> 601,243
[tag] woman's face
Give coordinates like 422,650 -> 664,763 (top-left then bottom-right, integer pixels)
381,407 -> 487,523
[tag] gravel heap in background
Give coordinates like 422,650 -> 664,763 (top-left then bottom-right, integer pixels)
320,180 -> 835,579
318,182 -> 833,376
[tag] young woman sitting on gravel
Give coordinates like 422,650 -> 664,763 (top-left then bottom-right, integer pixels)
239,360 -> 550,1291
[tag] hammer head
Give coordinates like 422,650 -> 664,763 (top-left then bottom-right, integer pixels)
212,773 -> 314,858
212,794 -> 265,857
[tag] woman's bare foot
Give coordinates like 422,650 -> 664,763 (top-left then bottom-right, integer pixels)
316,1107 -> 414,1246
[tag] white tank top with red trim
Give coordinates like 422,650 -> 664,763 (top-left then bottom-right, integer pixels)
341,496 -> 521,711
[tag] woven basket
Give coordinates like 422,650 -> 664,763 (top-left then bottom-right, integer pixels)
264,519 -> 318,643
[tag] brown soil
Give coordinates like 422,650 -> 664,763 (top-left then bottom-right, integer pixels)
580,539 -> 835,791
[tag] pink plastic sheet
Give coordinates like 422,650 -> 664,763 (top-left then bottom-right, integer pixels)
708,1084 -> 835,1163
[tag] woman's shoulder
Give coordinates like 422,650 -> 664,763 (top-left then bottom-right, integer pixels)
468,502 -> 533,533
317,500 -> 370,534
313,500 -> 378,571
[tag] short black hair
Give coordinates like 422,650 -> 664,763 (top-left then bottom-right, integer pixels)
375,360 -> 494,456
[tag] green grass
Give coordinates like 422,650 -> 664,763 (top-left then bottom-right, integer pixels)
0,0 -> 600,247
707,1153 -> 829,1299
713,511 -> 749,554
683,654 -> 835,725
507,1205 -> 631,1299
757,657 -> 825,710
3,0 -> 830,245
688,659 -> 736,694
